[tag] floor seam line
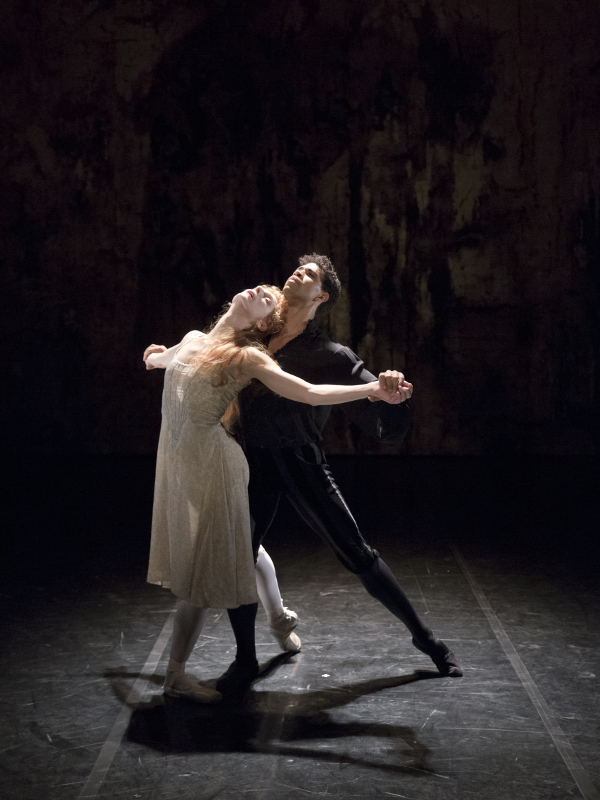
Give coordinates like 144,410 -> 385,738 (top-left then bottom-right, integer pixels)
77,607 -> 176,799
451,545 -> 599,800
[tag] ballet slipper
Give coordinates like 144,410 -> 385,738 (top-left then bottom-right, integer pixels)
269,607 -> 301,653
412,637 -> 463,677
164,660 -> 222,703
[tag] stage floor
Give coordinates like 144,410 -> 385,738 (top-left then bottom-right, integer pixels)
2,530 -> 599,800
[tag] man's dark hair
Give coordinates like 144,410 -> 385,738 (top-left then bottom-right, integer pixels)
298,253 -> 341,315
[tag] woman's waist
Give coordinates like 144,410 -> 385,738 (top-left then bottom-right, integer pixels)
162,404 -> 235,426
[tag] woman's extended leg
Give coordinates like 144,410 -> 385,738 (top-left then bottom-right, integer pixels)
255,545 -> 301,652
164,600 -> 222,703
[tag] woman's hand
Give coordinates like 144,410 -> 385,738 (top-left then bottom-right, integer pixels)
397,381 -> 413,402
368,382 -> 402,404
368,380 -> 413,404
144,344 -> 167,370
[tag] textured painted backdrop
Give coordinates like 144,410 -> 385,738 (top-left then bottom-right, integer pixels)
2,0 -> 599,454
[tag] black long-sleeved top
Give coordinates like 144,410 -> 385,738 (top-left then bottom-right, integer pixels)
238,320 -> 411,449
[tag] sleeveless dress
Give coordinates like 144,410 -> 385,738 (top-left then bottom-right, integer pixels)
147,358 -> 258,608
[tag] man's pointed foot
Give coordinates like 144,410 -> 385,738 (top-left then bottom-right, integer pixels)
412,637 -> 463,677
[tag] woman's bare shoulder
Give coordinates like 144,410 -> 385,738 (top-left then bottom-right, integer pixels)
229,346 -> 272,379
175,331 -> 209,361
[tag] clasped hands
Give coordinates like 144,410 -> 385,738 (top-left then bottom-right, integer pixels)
369,369 -> 413,404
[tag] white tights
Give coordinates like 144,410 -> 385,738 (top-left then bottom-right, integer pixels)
170,603 -> 209,664
168,545 -> 286,670
255,544 -> 286,619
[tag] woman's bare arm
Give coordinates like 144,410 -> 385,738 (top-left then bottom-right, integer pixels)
144,331 -> 203,369
242,349 -> 402,405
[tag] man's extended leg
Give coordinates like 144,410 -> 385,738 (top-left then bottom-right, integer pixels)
356,558 -> 462,676
247,444 -> 461,677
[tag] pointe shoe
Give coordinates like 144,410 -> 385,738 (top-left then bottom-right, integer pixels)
215,658 -> 259,694
269,607 -> 301,653
412,637 -> 463,677
164,671 -> 222,703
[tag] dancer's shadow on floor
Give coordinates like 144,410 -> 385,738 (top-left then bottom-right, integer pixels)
108,655 -> 443,776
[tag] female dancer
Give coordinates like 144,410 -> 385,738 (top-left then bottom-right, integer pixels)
145,285 -> 401,702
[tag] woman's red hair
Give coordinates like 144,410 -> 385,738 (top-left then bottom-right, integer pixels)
190,285 -> 287,433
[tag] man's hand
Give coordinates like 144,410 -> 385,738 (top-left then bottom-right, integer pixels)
369,383 -> 399,404
379,369 -> 404,392
369,370 -> 413,403
143,344 -> 167,370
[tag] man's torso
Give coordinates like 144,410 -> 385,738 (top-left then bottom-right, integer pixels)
238,321 -> 365,448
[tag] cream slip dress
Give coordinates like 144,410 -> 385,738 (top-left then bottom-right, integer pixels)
147,354 -> 258,608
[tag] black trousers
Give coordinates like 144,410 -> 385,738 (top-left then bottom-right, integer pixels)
247,443 -> 379,573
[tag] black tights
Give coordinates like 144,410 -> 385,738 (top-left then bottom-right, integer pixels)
248,444 -> 433,645
227,602 -> 258,663
357,557 -> 433,645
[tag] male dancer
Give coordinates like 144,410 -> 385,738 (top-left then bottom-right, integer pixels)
239,254 -> 461,679
144,254 -> 462,681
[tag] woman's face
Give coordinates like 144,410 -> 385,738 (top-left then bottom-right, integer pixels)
231,285 -> 278,324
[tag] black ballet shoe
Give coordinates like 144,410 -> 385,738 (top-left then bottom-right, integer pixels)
412,637 -> 463,677
215,658 -> 260,694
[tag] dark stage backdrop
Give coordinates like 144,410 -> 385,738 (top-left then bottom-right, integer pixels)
1,0 -> 599,456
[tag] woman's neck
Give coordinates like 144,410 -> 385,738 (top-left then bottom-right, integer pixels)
210,307 -> 250,337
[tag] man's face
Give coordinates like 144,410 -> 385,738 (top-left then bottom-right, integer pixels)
283,262 -> 326,306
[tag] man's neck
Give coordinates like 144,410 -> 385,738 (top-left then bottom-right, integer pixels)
269,303 -> 316,352
283,303 -> 316,336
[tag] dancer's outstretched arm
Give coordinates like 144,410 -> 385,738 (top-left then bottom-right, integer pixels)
144,339 -> 410,407
241,349 -> 407,405
144,331 -> 204,369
